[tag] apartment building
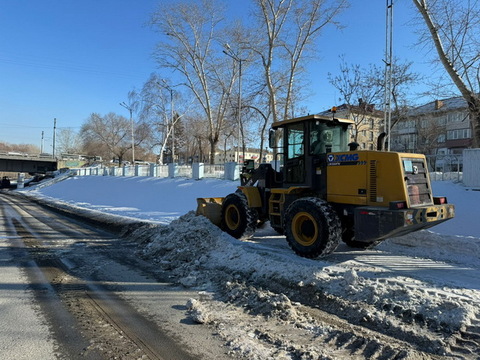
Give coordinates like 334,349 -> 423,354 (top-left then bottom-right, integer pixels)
390,96 -> 471,170
319,101 -> 384,150
213,147 -> 274,165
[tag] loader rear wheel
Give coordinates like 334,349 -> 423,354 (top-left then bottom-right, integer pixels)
221,192 -> 258,240
285,197 -> 341,258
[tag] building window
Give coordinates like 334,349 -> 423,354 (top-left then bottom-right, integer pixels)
447,128 -> 471,140
437,116 -> 446,126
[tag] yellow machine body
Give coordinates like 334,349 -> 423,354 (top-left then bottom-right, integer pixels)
326,151 -> 428,207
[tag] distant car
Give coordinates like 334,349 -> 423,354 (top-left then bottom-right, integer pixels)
1,176 -> 11,188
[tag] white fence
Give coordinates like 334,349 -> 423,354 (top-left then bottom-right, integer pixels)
71,155 -> 475,186
429,171 -> 463,182
72,162 -> 241,181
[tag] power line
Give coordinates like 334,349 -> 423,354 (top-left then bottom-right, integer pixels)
0,122 -> 81,129
0,52 -> 148,81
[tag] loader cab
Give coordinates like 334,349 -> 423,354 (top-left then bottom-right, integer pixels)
270,114 -> 353,192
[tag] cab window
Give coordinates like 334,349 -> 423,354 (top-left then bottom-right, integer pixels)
309,121 -> 349,154
287,123 -> 304,159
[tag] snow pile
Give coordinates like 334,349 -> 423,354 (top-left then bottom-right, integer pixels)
137,213 -> 477,329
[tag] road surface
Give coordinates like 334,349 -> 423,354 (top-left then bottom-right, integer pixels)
0,194 -> 230,359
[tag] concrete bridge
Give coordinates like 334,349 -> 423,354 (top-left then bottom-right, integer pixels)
0,152 -> 58,174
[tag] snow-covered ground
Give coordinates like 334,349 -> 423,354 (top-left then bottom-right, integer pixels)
16,174 -> 480,359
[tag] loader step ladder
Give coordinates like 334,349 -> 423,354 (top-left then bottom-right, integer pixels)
268,191 -> 284,228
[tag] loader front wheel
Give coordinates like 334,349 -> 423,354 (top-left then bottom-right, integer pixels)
285,197 -> 341,258
221,192 -> 258,240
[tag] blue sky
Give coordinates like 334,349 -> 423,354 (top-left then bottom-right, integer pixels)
0,0 -> 439,150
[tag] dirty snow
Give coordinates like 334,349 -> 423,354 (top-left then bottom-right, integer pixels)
17,174 -> 480,358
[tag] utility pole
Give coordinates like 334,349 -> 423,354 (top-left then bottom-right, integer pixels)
119,102 -> 135,164
164,82 -> 175,163
223,44 -> 246,163
158,80 -> 182,164
383,0 -> 394,151
41,131 -> 44,153
52,118 -> 57,158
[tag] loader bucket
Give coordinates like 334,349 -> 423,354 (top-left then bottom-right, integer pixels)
196,197 -> 224,226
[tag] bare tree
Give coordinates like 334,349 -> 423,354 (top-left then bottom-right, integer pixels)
329,57 -> 420,142
413,0 -> 480,147
415,114 -> 445,155
0,142 -> 40,154
243,103 -> 272,164
140,74 -> 183,164
384,60 -> 422,130
251,0 -> 348,125
80,112 -> 150,164
150,0 -> 237,164
56,128 -> 82,155
183,112 -> 211,163
328,58 -> 384,142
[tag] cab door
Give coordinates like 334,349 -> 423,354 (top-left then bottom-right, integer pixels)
284,122 -> 305,184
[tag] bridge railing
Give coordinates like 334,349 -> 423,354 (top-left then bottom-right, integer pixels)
0,151 -> 57,160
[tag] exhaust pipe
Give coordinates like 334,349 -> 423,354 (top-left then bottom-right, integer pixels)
377,132 -> 386,151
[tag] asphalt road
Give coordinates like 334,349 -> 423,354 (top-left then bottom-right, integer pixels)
0,194 -> 231,360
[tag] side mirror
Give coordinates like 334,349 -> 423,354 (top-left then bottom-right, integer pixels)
268,129 -> 276,148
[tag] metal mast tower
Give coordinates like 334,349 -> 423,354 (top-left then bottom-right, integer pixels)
384,0 -> 394,151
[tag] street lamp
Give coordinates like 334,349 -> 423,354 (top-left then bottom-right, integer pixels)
119,101 -> 135,164
223,44 -> 245,164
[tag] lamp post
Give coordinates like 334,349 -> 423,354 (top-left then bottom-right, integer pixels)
119,101 -> 135,164
223,44 -> 245,164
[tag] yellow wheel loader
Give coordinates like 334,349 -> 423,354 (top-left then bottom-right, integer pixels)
197,114 -> 455,258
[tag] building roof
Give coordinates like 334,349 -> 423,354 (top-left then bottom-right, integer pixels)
318,103 -> 384,118
271,114 -> 353,129
407,96 -> 467,117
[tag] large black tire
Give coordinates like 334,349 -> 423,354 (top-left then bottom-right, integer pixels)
284,197 -> 341,258
271,226 -> 284,235
221,192 -> 258,240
